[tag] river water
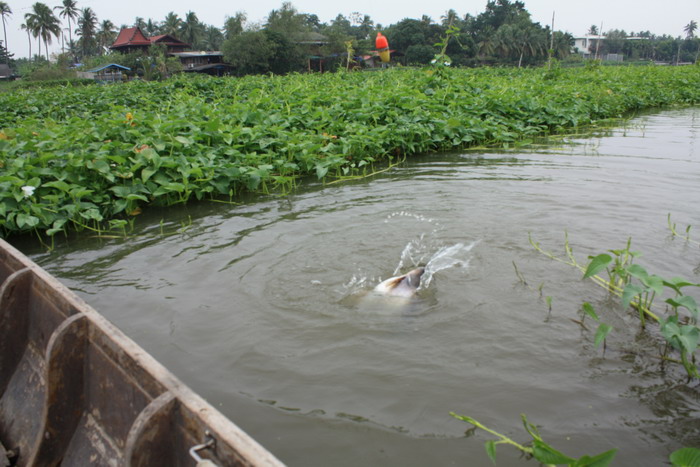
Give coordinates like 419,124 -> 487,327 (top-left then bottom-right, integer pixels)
23,107 -> 700,466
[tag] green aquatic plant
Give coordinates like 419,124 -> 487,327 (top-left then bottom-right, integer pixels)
532,233 -> 700,379
670,447 -> 700,467
668,213 -> 699,246
580,302 -> 613,351
2,66 -> 700,239
450,413 -> 617,466
452,412 -> 700,466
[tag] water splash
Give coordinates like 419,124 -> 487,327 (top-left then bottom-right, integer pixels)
419,241 -> 478,289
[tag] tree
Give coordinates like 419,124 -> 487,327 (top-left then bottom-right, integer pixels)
600,29 -> 627,55
684,20 -> 697,39
143,19 -> 159,37
180,11 -> 204,48
265,2 -> 307,36
264,29 -> 305,74
25,3 -> 61,61
441,9 -> 458,28
134,16 -> 146,31
224,12 -> 246,39
54,0 -> 78,56
405,44 -> 435,64
0,2 -> 11,60
587,25 -> 599,36
202,25 -> 223,50
0,40 -> 13,66
551,31 -> 574,59
385,19 -> 426,54
76,7 -> 97,58
20,21 -> 31,59
96,19 -> 116,53
222,30 -> 274,75
161,12 -> 182,36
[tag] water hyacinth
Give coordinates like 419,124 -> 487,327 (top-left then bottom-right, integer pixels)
1,65 -> 700,238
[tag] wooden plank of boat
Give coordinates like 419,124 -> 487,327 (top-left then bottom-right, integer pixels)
0,239 -> 285,467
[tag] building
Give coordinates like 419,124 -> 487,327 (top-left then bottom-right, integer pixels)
171,51 -> 234,76
573,34 -> 603,57
111,27 -> 238,75
111,27 -> 190,54
78,63 -> 131,83
0,64 -> 15,80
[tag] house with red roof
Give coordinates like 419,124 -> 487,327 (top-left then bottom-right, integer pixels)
111,27 -> 190,54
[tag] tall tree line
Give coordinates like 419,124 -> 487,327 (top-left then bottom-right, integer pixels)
0,0 -> 697,72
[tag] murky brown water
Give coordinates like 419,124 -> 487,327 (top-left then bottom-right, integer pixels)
21,107 -> 700,466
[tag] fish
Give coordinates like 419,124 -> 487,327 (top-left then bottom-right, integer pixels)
373,267 -> 425,298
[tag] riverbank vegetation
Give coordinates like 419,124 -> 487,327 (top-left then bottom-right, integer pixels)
2,0 -> 698,80
1,65 -> 700,239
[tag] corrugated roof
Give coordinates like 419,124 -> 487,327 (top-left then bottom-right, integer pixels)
87,63 -> 131,72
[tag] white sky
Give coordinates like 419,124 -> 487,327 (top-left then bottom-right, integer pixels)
2,0 -> 698,58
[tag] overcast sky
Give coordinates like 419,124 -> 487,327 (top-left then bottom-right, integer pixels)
2,0 -> 698,58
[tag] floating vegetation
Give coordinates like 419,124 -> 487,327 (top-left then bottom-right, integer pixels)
669,213 -> 699,247
450,413 -> 617,466
451,413 -> 700,467
531,232 -> 700,380
2,66 -> 700,239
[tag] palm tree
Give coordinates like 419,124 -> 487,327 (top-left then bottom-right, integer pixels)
75,7 -> 97,58
161,12 -> 182,36
54,0 -> 78,53
96,19 -> 116,53
20,21 -> 32,59
684,20 -> 697,39
0,2 -> 11,58
25,3 -> 61,60
441,9 -> 458,28
223,12 -> 246,39
202,25 -> 223,50
587,25 -> 598,36
144,18 -> 159,36
180,11 -> 204,48
551,31 -> 574,59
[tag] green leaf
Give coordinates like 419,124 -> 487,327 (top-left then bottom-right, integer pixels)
625,263 -> 648,280
141,167 -> 157,183
109,186 -> 132,198
594,323 -> 613,348
574,448 -> 617,467
663,277 -> 700,294
661,316 -> 682,346
666,296 -> 699,319
316,163 -> 329,179
582,302 -> 599,322
44,180 -> 72,192
678,325 -> 700,353
622,284 -> 643,309
670,447 -> 700,467
484,440 -> 497,465
175,135 -> 194,146
640,274 -> 664,295
583,254 -> 612,279
531,439 -> 576,465
16,212 -> 40,229
80,208 -> 103,221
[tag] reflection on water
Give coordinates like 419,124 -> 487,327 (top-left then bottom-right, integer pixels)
20,107 -> 700,466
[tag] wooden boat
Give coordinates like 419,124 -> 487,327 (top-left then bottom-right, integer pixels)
0,239 -> 284,467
